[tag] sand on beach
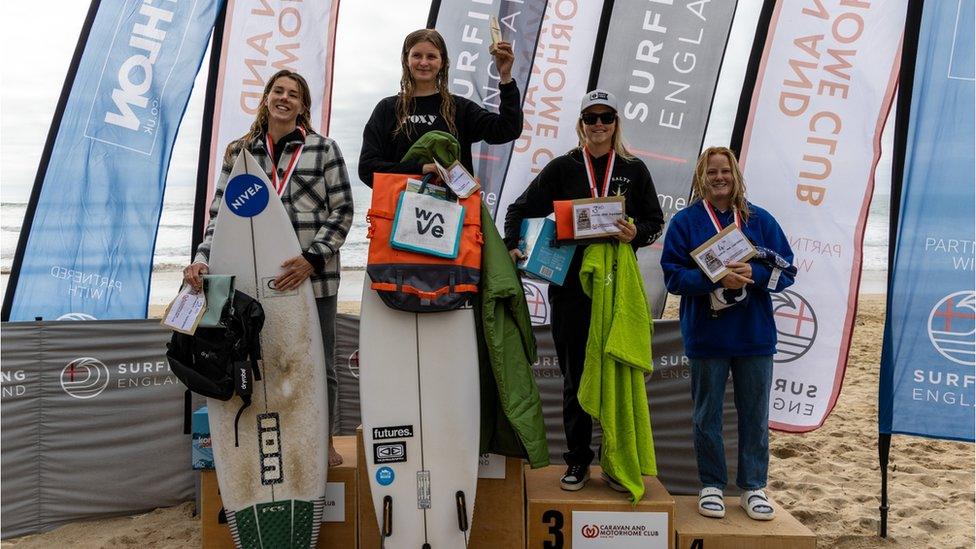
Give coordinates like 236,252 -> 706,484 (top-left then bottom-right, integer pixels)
4,294 -> 973,548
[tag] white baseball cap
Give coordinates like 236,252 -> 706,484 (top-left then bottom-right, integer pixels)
580,89 -> 618,112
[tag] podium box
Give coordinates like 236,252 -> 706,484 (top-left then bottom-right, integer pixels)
673,495 -> 816,549
356,427 -> 526,548
526,465 -> 674,548
200,435 -> 358,549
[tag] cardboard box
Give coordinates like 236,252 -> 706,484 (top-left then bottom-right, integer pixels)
199,435 -> 358,549
673,495 -> 816,549
191,406 -> 213,470
518,217 -> 577,286
356,427 -> 526,548
526,465 -> 674,549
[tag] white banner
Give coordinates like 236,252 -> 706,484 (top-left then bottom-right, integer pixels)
205,0 -> 340,202
739,0 -> 906,431
494,0 -> 606,230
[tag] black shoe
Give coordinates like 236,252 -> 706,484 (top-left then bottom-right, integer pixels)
560,464 -> 590,491
600,471 -> 629,493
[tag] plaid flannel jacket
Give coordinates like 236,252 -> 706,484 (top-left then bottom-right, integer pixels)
194,131 -> 354,298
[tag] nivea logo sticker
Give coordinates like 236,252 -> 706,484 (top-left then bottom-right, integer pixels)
376,466 -> 395,486
225,174 -> 269,217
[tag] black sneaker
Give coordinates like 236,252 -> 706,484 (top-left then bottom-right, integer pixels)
600,471 -> 629,493
560,464 -> 590,491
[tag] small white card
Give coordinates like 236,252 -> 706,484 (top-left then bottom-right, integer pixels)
572,510 -> 668,548
434,159 -> 480,198
160,285 -> 206,335
321,482 -> 345,522
572,197 -> 625,239
691,224 -> 757,282
477,453 -> 506,479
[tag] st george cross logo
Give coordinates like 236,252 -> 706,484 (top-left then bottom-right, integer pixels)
772,290 -> 818,363
522,280 -> 549,325
927,291 -> 976,366
60,357 -> 110,399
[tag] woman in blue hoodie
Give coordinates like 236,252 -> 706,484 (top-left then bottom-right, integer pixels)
660,147 -> 795,521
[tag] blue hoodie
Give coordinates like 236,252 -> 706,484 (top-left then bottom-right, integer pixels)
660,200 -> 795,358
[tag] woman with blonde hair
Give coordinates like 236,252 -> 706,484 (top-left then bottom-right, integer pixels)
505,89 -> 664,492
183,69 -> 354,466
358,28 -> 522,186
661,146 -> 795,521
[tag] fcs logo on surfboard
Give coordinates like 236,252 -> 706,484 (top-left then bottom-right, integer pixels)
225,174 -> 269,217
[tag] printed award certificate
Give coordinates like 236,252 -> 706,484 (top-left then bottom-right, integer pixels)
691,224 -> 757,282
571,196 -> 625,239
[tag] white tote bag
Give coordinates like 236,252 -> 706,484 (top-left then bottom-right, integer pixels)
391,188 -> 465,259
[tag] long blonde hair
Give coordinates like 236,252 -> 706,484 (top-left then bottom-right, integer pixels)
574,114 -> 636,161
394,29 -> 457,139
691,146 -> 751,222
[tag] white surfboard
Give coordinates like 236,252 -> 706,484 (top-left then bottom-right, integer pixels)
207,150 -> 329,549
359,284 -> 481,548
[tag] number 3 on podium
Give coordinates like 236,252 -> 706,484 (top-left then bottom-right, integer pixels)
542,509 -> 564,549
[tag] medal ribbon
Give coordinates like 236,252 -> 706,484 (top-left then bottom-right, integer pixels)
265,126 -> 306,196
703,200 -> 743,234
582,147 -> 615,198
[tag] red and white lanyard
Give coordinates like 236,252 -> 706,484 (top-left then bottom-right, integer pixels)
582,147 -> 616,198
703,200 -> 743,233
265,126 -> 306,196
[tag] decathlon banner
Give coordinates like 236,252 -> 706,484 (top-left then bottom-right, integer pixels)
3,0 -> 224,321
595,0 -> 738,316
494,0 -> 607,228
879,0 -> 975,442
201,0 -> 340,225
431,0 -> 547,217
736,0 -> 906,431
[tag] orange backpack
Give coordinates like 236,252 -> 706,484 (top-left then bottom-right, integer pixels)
366,173 -> 483,312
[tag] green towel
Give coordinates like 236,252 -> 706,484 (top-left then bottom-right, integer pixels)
578,241 -> 656,503
401,130 -> 460,167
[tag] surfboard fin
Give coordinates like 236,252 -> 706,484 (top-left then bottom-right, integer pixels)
455,490 -> 469,532
382,495 -> 393,538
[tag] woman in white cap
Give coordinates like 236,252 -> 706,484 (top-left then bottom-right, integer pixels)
504,89 -> 664,491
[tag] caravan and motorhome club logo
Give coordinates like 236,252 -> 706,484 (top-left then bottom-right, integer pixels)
772,290 -> 818,363
60,357 -> 111,399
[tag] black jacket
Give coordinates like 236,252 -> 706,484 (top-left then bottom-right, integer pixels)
358,81 -> 522,186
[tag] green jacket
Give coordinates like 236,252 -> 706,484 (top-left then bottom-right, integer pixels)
579,242 -> 657,502
475,203 -> 550,468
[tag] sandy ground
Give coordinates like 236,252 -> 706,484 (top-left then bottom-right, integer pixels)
4,294 -> 973,548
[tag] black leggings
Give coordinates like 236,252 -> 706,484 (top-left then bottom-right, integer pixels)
549,288 -> 594,467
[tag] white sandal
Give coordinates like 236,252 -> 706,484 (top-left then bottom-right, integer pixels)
698,487 -> 725,518
740,489 -> 775,520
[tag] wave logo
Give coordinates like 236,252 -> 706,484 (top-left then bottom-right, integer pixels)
772,290 -> 818,363
580,524 -> 599,539
60,357 -> 110,399
56,312 -> 98,321
347,349 -> 360,379
522,280 -> 549,326
928,291 -> 976,366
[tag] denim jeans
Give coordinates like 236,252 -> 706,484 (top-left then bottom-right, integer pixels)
315,295 -> 338,434
690,355 -> 773,490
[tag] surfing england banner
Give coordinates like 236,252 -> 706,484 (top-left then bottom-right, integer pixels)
196,0 -> 340,242
2,0 -> 225,321
879,0 -> 975,442
735,0 -> 907,431
594,0 -> 738,317
430,0 -> 547,218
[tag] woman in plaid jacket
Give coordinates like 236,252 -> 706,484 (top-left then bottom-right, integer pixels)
183,69 -> 354,466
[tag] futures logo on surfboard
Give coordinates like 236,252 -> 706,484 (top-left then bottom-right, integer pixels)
225,174 -> 270,217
